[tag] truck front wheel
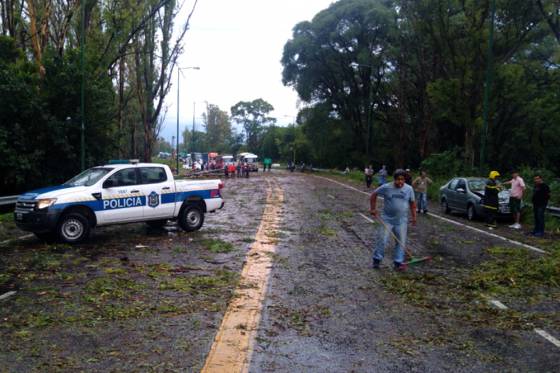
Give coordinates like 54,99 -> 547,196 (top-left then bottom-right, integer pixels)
57,213 -> 90,243
179,204 -> 204,232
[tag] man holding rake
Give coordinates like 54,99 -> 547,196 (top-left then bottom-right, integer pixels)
370,169 -> 417,271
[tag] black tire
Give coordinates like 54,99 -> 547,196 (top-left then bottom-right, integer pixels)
467,204 -> 477,221
56,212 -> 90,243
146,219 -> 168,228
178,204 -> 204,232
34,231 -> 57,243
441,199 -> 451,214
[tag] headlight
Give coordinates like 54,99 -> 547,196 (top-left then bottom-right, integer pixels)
36,198 -> 57,209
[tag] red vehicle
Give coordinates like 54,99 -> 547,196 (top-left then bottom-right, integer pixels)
208,152 -> 224,170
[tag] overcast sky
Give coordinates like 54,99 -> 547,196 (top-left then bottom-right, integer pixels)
161,0 -> 335,144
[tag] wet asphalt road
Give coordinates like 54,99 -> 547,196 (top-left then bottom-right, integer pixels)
248,172 -> 559,372
1,171 -> 559,372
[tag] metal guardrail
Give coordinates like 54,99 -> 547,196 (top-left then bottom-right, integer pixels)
0,195 -> 18,206
547,206 -> 560,218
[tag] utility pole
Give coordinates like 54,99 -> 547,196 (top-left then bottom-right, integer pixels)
176,70 -> 180,174
480,0 -> 496,168
192,102 -> 196,156
80,0 -> 86,170
175,66 -> 200,174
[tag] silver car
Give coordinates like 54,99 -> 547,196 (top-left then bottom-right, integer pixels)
439,177 -> 512,221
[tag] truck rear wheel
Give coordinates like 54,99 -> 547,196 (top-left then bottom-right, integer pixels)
179,204 -> 204,232
57,212 -> 90,243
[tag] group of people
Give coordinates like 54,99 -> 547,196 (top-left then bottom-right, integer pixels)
364,165 -> 433,214
362,165 -> 389,188
368,167 -> 552,272
483,170 -> 550,237
224,161 -> 251,178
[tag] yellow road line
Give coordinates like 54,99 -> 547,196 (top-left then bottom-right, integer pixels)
201,178 -> 284,373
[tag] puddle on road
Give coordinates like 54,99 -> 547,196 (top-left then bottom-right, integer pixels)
202,177 -> 284,373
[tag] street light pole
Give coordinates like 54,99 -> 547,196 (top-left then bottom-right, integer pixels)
192,102 -> 196,158
80,0 -> 85,170
176,66 -> 200,175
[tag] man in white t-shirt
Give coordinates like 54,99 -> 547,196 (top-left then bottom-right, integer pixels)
504,170 -> 525,229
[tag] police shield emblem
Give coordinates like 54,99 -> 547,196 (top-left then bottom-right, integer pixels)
148,191 -> 160,208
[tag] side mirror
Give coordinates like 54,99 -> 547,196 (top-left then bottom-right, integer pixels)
103,179 -> 114,188
456,188 -> 466,193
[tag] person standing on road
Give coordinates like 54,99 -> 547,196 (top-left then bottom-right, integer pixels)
483,171 -> 502,229
378,165 -> 388,185
370,169 -> 417,271
531,175 -> 550,237
236,160 -> 242,177
364,165 -> 374,189
504,170 -> 526,229
263,157 -> 272,172
412,170 -> 433,214
404,169 -> 413,186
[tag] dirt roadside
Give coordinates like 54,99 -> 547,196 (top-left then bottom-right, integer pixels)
0,175 -> 269,372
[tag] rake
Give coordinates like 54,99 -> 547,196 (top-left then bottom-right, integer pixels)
372,214 -> 432,266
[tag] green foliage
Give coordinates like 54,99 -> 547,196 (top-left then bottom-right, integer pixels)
467,246 -> 560,297
231,99 -> 275,154
203,104 -> 232,153
277,0 -> 560,176
0,40 -> 116,194
201,239 -> 234,254
420,150 -> 463,177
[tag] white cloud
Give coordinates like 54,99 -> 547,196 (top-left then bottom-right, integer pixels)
161,0 -> 334,143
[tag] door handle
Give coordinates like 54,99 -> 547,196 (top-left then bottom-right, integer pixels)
130,190 -> 140,193
162,187 -> 171,190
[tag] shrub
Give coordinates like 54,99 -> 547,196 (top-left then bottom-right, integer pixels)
420,149 -> 462,177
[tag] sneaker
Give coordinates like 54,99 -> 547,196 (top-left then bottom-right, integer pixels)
423,210 -> 428,214
372,259 -> 381,269
508,224 -> 517,228
487,226 -> 494,230
513,223 -> 522,229
394,261 -> 407,272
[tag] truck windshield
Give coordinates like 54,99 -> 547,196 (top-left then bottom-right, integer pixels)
64,168 -> 113,187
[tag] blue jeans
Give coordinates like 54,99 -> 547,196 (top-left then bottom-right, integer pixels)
533,206 -> 546,235
415,192 -> 427,212
373,220 -> 407,264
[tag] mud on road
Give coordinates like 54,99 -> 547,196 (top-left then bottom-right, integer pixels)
250,173 -> 560,372
0,176 -> 267,372
1,171 -> 559,372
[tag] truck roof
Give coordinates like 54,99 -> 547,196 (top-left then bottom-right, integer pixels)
97,163 -> 171,170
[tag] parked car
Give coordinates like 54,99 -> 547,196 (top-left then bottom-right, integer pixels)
439,177 -> 512,221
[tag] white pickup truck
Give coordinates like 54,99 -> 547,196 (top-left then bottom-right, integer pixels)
14,161 -> 224,243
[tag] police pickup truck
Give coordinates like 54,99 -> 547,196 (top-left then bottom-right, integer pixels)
14,161 -> 224,243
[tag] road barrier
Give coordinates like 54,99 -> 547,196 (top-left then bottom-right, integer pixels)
0,195 -> 18,207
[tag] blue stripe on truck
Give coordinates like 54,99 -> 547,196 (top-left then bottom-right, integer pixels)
50,190 -> 218,211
